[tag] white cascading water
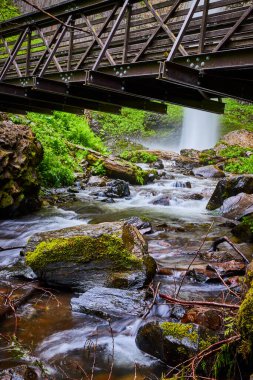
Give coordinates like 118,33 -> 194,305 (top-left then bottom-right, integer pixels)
179,107 -> 220,150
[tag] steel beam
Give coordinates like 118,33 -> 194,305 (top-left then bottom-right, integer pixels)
161,61 -> 253,103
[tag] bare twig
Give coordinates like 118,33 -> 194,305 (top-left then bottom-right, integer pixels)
176,222 -> 214,298
142,282 -> 161,319
0,245 -> 25,252
210,236 -> 249,264
107,320 -> 114,380
159,293 -> 240,309
211,267 -> 241,300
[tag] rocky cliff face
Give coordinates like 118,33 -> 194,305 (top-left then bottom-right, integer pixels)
0,114 -> 43,218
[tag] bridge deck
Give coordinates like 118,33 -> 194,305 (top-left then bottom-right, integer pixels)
0,0 -> 252,115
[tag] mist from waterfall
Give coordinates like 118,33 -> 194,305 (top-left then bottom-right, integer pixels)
179,108 -> 220,151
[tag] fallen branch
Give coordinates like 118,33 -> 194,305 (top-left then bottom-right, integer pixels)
142,282 -> 160,320
0,245 -> 25,252
210,236 -> 249,264
175,222 -> 214,298
159,293 -> 240,309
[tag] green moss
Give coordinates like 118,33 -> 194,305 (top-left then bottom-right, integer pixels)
26,234 -> 142,271
120,150 -> 158,163
160,322 -> 198,344
0,191 -> 13,208
237,287 -> 253,344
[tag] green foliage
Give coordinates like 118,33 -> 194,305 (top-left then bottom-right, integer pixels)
11,112 -> 105,188
221,99 -> 253,135
224,155 -> 253,174
220,145 -> 252,159
120,150 -> 158,163
93,108 -> 151,138
0,0 -> 19,22
91,160 -> 106,175
241,216 -> 253,233
213,344 -> 235,379
165,104 -> 184,126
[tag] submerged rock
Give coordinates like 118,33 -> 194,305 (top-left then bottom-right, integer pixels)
0,114 -> 43,218
193,165 -> 225,179
206,175 -> 253,210
152,196 -> 171,206
71,286 -> 147,320
24,221 -> 156,290
0,365 -> 50,380
136,321 -> 215,365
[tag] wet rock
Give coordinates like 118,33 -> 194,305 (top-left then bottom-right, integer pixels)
188,193 -> 204,200
0,115 -> 43,218
150,159 -> 164,170
232,216 -> 253,243
68,187 -> 79,193
206,260 -> 246,277
171,305 -> 186,320
136,321 -> 214,365
152,196 -> 171,206
24,221 -> 156,290
193,165 -> 225,179
71,287 -> 147,320
104,179 -> 130,198
171,181 -> 191,188
161,173 -> 175,180
182,308 -> 222,331
88,175 -> 108,187
218,192 -> 253,220
125,216 -> 153,234
0,365 -> 52,380
180,149 -> 200,160
206,175 -> 253,210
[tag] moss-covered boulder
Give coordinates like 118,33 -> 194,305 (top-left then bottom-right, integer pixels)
0,114 -> 43,218
206,175 -> 253,210
136,321 -> 216,365
24,221 -> 156,290
84,149 -> 158,185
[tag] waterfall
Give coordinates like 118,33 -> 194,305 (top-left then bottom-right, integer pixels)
179,108 -> 220,150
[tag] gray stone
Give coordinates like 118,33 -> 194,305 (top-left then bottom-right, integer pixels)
71,287 -> 147,320
193,165 -> 225,179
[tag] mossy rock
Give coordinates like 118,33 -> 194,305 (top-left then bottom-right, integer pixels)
136,321 -> 217,366
25,221 -> 156,290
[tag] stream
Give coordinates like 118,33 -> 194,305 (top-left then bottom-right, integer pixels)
0,160 -> 252,380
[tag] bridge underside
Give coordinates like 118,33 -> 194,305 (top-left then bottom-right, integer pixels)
0,0 -> 253,115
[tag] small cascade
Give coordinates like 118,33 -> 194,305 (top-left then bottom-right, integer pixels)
180,108 -> 220,150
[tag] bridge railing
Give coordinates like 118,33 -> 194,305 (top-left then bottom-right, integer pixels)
0,0 -> 252,81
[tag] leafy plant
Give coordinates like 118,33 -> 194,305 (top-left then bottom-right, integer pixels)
11,112 -> 106,187
120,150 -> 158,163
91,160 -> 106,176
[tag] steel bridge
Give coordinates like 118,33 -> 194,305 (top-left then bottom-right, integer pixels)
0,0 -> 253,116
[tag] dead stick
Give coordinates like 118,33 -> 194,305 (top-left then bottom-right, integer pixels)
210,236 -> 249,264
0,246 -> 25,252
142,282 -> 160,319
159,293 -> 240,309
176,222 -> 214,298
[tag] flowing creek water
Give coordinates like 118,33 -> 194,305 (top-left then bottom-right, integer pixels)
0,160 -> 252,380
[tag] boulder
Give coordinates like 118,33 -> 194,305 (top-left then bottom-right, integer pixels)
87,175 -> 108,187
193,165 -> 225,179
206,175 -> 253,210
150,159 -> 164,170
71,287 -> 147,320
136,321 -> 215,365
0,115 -> 43,218
24,221 -> 156,290
171,181 -> 192,188
125,216 -> 153,234
232,215 -> 253,243
220,129 -> 253,149
104,179 -> 130,198
85,149 -> 158,185
152,196 -> 171,206
218,192 -> 253,219
182,308 -> 223,331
